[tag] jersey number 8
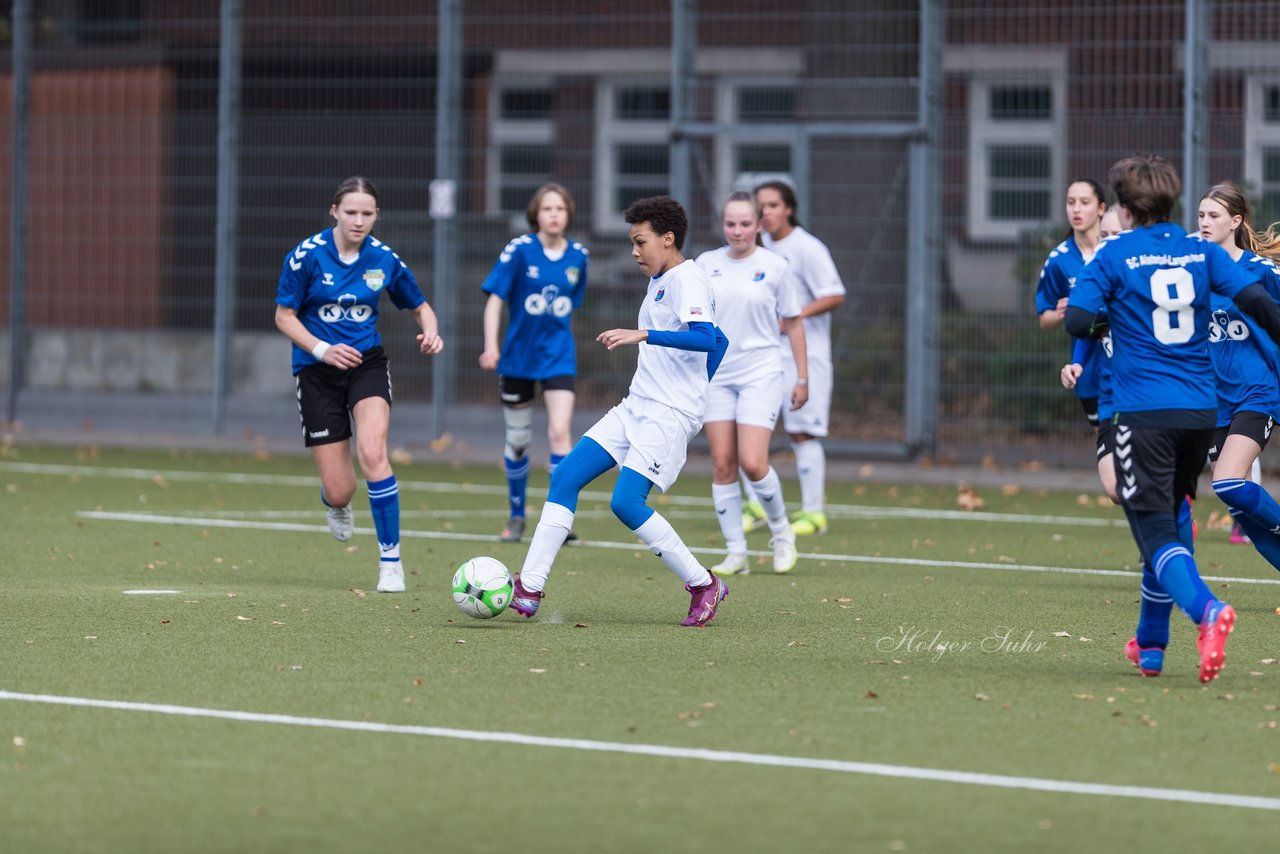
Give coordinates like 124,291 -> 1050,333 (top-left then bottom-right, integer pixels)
1149,268 -> 1195,345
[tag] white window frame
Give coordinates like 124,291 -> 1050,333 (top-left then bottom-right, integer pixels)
1244,76 -> 1280,211
592,79 -> 672,234
486,79 -> 555,218
713,79 -> 800,203
948,47 -> 1066,242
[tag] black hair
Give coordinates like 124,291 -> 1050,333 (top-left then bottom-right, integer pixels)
624,195 -> 689,250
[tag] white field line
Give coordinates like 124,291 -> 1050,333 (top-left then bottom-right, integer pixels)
0,690 -> 1276,812
2,460 -> 1120,528
76,510 -> 1280,587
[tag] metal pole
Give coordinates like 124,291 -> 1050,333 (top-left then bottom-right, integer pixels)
212,0 -> 243,434
7,0 -> 32,424
669,0 -> 696,210
1181,0 -> 1208,232
905,0 -> 943,455
431,0 -> 462,440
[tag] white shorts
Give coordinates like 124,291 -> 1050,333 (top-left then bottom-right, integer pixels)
781,357 -> 831,437
704,371 -> 783,429
584,394 -> 699,493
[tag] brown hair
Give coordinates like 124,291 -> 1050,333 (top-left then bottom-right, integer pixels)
624,195 -> 689,250
1108,155 -> 1180,227
1200,180 -> 1280,260
526,183 -> 575,231
722,190 -> 765,247
753,180 -> 801,228
332,175 -> 379,208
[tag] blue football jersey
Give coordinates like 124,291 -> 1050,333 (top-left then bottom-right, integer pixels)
1037,236 -> 1100,399
1209,254 -> 1280,426
1070,224 -> 1256,414
275,228 -> 427,375
481,234 -> 589,380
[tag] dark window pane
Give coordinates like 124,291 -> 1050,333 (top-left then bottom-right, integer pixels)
500,89 -> 554,121
737,144 -> 792,173
616,88 -> 670,120
738,88 -> 796,122
990,189 -> 1051,220
989,146 -> 1050,179
500,184 -> 539,212
1266,86 -> 1280,123
500,145 -> 553,176
616,184 -> 670,211
989,86 -> 1052,120
617,145 -> 669,175
1264,149 -> 1280,182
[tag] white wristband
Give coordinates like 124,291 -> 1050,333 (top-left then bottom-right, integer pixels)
796,378 -> 808,385
311,341 -> 330,361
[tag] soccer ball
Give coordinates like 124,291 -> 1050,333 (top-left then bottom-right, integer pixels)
451,556 -> 514,619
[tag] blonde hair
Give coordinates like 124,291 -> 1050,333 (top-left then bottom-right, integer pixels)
1200,180 -> 1280,261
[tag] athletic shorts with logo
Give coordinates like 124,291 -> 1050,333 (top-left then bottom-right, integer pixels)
584,394 -> 699,494
295,346 -> 392,447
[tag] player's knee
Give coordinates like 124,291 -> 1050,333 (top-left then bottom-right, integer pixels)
738,453 -> 768,482
546,422 -> 571,451
610,487 -> 650,531
503,405 -> 533,459
355,437 -> 387,475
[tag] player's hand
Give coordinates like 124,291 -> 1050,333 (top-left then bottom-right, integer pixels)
789,383 -> 809,411
1055,296 -> 1069,318
417,330 -> 444,355
1060,362 -> 1082,389
597,329 -> 646,350
478,348 -> 499,370
322,342 -> 363,369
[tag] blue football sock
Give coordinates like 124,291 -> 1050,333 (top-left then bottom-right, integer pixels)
504,454 -> 530,518
1135,561 -> 1172,649
548,453 -> 566,476
367,475 -> 400,563
1176,496 -> 1195,552
1214,478 -> 1280,533
1151,542 -> 1215,624
1230,510 -> 1280,574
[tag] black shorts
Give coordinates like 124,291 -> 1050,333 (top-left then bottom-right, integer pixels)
1113,419 -> 1212,512
295,346 -> 392,447
1078,396 -> 1100,428
1095,419 -> 1114,460
1208,410 -> 1275,464
498,374 -> 575,407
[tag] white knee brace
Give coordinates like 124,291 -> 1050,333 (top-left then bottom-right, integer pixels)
503,405 -> 533,460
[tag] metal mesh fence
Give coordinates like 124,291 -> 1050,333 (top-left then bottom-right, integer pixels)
4,1 -> 1277,461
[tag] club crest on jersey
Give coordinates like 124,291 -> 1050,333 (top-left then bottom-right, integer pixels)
322,272 -> 336,287
527,266 -> 540,280
654,286 -> 665,302
753,270 -> 766,282
566,267 -> 580,286
363,269 -> 385,291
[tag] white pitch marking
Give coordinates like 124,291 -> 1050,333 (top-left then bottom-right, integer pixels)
0,690 -> 1276,812
75,510 -> 1280,587
122,589 -> 181,595
1,460 -> 1119,528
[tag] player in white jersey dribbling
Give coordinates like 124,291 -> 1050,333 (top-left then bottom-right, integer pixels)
508,196 -> 732,627
742,181 -> 846,537
697,191 -> 809,576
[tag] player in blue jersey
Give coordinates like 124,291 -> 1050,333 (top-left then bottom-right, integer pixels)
479,184 -> 589,543
507,196 -> 731,627
1198,181 -> 1280,572
1038,180 -> 1109,430
274,176 -> 444,593
1067,155 -> 1280,682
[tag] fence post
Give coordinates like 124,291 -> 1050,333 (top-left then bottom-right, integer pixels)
431,0 -> 463,440
1182,0 -> 1208,232
7,0 -> 32,425
213,0 -> 243,434
670,0 -> 697,210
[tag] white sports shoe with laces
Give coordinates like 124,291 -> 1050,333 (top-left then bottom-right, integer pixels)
377,563 -> 405,593
326,505 -> 354,542
711,552 -> 750,577
770,528 -> 797,573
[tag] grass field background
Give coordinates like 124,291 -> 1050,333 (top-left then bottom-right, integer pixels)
2,442 -> 1279,852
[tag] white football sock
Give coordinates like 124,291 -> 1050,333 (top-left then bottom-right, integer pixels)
633,511 -> 711,588
739,469 -> 759,507
793,440 -> 826,513
749,468 -> 790,535
712,481 -> 747,554
517,502 -> 574,593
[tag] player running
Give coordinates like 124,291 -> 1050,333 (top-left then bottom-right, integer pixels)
508,196 -> 731,627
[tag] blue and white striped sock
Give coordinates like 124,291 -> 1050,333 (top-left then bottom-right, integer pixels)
367,475 -> 400,564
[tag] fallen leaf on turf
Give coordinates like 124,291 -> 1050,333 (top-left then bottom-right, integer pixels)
1261,659 -> 1278,665
1270,763 -> 1280,774
150,475 -> 169,489
271,621 -> 285,626
956,486 -> 985,511
1000,484 -> 1021,496
835,597 -> 852,603
1219,694 -> 1235,701
700,702 -> 717,709
289,665 -> 303,671
83,636 -> 97,640
344,546 -> 358,554
974,693 -> 990,701
1054,631 -> 1072,637
865,690 -> 878,699
236,615 -> 252,621
787,640 -> 809,647
1079,637 -> 1092,643
13,736 -> 25,748
529,668 -> 546,674
1075,494 -> 1092,507
159,619 -> 170,625
1264,704 -> 1278,712
349,589 -> 367,598
454,640 -> 465,644
574,623 -> 589,628
1073,693 -> 1094,701
225,592 -> 237,598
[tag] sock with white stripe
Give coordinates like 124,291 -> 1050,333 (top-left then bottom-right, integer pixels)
504,454 -> 530,519
1151,542 -> 1215,624
367,475 -> 400,565
1135,562 -> 1172,649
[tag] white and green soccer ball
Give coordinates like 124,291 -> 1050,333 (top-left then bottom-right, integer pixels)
451,556 -> 513,619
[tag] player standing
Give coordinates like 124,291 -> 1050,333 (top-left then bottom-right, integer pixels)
274,176 -> 444,593
479,184 -> 589,543
741,181 -> 846,537
1067,155 -> 1280,682
508,196 -> 731,626
1198,181 -> 1280,571
696,192 -> 808,576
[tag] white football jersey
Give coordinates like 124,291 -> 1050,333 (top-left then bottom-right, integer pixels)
628,259 -> 716,420
762,226 -> 845,365
696,245 -> 799,385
